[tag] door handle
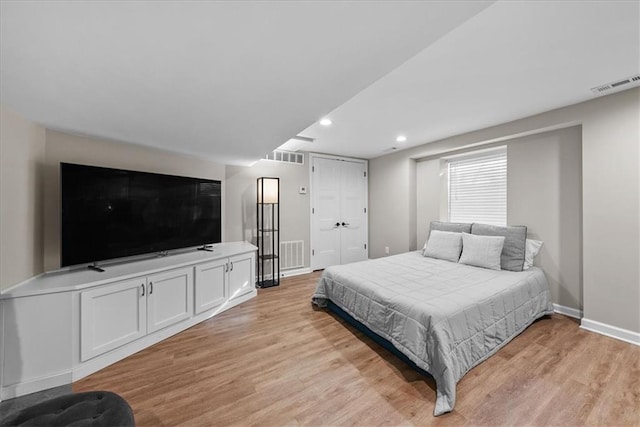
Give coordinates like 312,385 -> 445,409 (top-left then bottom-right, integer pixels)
230,262 -> 234,271
341,222 -> 350,227
334,222 -> 341,228
141,284 -> 145,297
149,282 -> 153,295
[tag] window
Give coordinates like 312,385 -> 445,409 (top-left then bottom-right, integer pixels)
447,147 -> 507,226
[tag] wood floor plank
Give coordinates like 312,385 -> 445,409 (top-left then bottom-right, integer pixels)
74,271 -> 640,426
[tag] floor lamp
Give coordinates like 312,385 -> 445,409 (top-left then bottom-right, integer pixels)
257,177 -> 280,288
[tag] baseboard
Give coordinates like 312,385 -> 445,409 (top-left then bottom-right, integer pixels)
553,303 -> 582,319
1,371 -> 72,401
580,318 -> 640,346
280,268 -> 313,278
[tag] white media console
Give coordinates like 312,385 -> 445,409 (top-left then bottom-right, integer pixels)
0,242 -> 257,401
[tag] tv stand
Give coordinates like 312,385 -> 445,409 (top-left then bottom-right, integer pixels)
197,245 -> 214,252
0,242 -> 257,402
87,263 -> 105,273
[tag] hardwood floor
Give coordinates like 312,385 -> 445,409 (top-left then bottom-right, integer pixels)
74,272 -> 640,426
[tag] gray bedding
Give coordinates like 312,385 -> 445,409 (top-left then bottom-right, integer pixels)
311,251 -> 553,416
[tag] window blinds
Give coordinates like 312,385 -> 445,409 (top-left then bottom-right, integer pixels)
448,147 -> 507,226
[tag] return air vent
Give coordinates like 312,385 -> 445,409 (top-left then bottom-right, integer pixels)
265,149 -> 304,165
591,74 -> 640,94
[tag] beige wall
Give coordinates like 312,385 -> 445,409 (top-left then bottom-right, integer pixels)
580,91 -> 639,332
370,87 -> 640,333
0,107 -> 46,290
369,155 -> 414,256
415,159 -> 441,250
508,127 -> 582,310
2,113 -> 309,282
43,130 -> 226,271
225,156 -> 310,268
415,127 -> 583,310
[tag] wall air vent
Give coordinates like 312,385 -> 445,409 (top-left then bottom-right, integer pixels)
265,149 -> 304,165
591,74 -> 640,95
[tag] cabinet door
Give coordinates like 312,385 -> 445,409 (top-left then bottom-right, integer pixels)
194,259 -> 227,314
311,157 -> 342,270
80,278 -> 147,362
340,160 -> 368,264
228,253 -> 255,301
147,267 -> 194,333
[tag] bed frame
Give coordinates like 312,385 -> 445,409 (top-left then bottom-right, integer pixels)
327,300 -> 432,378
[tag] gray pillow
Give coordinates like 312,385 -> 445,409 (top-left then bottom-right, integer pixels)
458,233 -> 505,270
429,221 -> 472,237
471,223 -> 527,272
423,230 -> 463,262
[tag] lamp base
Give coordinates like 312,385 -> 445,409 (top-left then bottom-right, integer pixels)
257,279 -> 279,288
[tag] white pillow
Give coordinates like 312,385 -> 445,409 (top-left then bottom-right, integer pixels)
523,239 -> 543,270
422,230 -> 463,262
458,232 -> 505,270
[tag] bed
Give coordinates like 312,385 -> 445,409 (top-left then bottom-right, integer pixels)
311,250 -> 553,416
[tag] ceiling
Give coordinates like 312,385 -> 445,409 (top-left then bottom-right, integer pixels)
1,2 -> 638,165
0,0 -> 492,166
301,1 -> 640,158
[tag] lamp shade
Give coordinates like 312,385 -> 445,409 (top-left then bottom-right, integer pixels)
258,177 -> 279,204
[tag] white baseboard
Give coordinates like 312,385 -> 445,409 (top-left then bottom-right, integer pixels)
553,303 -> 583,319
280,268 -> 313,278
1,371 -> 72,401
580,318 -> 640,346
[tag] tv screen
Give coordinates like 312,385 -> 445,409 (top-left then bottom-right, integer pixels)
61,163 -> 222,267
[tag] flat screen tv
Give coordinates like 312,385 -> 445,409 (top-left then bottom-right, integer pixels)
61,163 -> 222,267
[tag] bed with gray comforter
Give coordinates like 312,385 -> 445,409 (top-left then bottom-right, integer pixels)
312,251 -> 553,416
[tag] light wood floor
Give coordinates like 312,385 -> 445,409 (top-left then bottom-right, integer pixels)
74,272 -> 640,426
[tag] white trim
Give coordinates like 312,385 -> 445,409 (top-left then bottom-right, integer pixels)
553,303 -> 583,319
280,268 -> 313,278
580,318 -> 640,346
1,371 -> 72,401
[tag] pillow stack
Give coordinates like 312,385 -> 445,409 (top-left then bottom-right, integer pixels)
422,221 -> 542,271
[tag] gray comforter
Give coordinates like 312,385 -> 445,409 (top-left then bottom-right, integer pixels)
312,251 -> 553,416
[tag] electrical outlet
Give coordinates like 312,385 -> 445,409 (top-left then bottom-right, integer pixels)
384,246 -> 390,255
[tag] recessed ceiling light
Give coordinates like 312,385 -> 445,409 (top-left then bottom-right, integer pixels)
396,135 -> 407,143
320,118 -> 332,126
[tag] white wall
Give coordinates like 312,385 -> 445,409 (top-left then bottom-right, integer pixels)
370,87 -> 640,334
0,107 -> 46,290
225,156 -> 310,269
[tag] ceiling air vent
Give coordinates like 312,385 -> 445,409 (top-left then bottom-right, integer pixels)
591,74 -> 640,94
265,149 -> 304,165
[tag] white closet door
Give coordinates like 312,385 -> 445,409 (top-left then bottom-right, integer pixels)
311,157 -> 342,269
311,155 -> 368,270
340,161 -> 367,264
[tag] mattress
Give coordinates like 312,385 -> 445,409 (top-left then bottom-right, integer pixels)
311,251 -> 553,415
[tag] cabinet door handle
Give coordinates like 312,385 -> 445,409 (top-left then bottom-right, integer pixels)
141,283 -> 145,297
149,282 -> 153,295
341,222 -> 350,227
225,262 -> 229,272
230,262 -> 234,271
